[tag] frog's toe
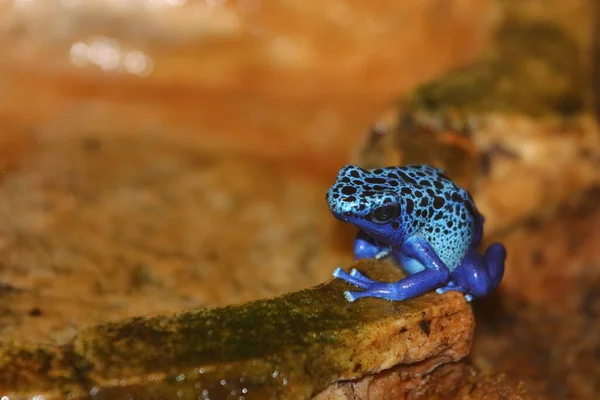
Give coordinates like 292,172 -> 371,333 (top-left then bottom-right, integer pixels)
343,291 -> 358,302
349,268 -> 374,283
435,284 -> 475,302
349,268 -> 363,278
435,286 -> 453,295
343,287 -> 397,302
333,267 -> 370,288
435,283 -> 465,295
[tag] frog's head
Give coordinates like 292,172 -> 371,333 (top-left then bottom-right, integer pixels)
326,165 -> 402,240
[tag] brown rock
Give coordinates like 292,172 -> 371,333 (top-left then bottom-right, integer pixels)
317,361 -> 530,400
0,131 -> 342,343
0,260 -> 474,400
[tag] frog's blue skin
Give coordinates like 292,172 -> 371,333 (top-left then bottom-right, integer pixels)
328,164 -> 506,303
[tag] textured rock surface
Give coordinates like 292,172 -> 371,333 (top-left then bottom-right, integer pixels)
0,260 -> 474,400
316,361 -> 530,400
0,131 -> 343,343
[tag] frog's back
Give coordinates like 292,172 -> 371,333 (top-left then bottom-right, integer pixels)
389,165 -> 482,270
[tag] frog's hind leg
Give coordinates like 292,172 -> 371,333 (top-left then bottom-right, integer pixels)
482,243 -> 506,292
449,243 -> 507,300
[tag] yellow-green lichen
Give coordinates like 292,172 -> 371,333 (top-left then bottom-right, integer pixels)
0,261 -> 472,400
408,20 -> 587,118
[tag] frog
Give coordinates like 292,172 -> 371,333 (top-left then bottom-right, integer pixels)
328,164 -> 506,303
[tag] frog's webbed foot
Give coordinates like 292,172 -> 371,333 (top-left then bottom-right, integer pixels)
333,268 -> 393,302
435,282 -> 473,302
434,281 -> 456,292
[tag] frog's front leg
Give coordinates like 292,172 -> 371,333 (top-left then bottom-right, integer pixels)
354,230 -> 390,260
337,236 -> 450,302
333,231 -> 392,287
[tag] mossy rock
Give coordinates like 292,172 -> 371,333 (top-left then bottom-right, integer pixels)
0,260 -> 473,399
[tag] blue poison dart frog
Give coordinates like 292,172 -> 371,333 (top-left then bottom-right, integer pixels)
328,164 -> 506,303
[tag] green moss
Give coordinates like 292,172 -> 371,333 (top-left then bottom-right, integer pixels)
0,262 -> 469,399
408,20 -> 587,118
66,262 -> 437,398
73,265 -> 417,377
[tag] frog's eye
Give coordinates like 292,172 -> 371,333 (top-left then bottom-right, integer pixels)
371,203 -> 400,224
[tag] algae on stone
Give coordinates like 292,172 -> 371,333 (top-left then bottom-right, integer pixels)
0,260 -> 474,400
408,20 -> 586,119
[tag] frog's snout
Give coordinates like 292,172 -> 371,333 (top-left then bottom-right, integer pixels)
327,185 -> 360,217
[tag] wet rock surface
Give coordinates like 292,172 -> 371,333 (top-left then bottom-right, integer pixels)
0,261 -> 474,399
